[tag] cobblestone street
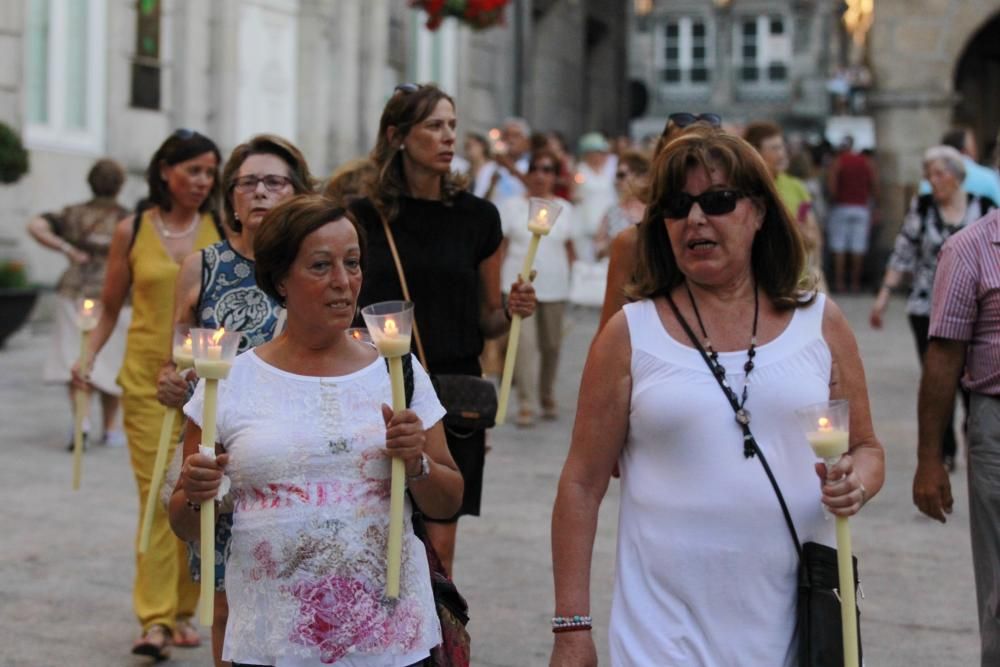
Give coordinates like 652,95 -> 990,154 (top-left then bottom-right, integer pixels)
0,295 -> 980,666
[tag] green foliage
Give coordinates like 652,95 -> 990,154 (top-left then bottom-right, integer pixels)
0,122 -> 29,185
0,260 -> 28,289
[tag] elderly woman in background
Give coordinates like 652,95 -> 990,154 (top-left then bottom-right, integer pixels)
498,148 -> 576,426
158,134 -> 315,667
550,128 -> 884,666
349,83 -> 536,575
73,130 -> 224,658
572,133 -> 616,262
870,144 -> 997,471
27,158 -> 130,448
171,195 -> 462,666
594,150 -> 650,260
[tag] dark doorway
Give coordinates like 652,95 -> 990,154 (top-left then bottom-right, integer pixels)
954,11 -> 1000,165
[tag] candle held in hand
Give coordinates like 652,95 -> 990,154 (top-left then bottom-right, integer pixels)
806,417 -> 849,460
79,299 -> 99,331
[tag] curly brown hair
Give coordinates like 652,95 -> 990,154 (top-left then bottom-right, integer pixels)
369,84 -> 466,222
629,127 -> 814,310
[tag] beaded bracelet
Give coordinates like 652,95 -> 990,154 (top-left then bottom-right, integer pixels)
551,615 -> 592,633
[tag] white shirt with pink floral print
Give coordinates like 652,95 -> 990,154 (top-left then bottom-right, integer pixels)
185,349 -> 446,666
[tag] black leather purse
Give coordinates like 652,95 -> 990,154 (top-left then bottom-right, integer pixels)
379,212 -> 497,436
665,294 -> 862,666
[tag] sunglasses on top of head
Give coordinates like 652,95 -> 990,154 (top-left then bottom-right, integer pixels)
667,112 -> 722,129
663,189 -> 747,219
394,83 -> 421,95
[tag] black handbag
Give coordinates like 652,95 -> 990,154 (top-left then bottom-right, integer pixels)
379,211 -> 498,434
431,374 -> 497,433
665,294 -> 862,666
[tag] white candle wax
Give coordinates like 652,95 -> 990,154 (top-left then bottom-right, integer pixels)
376,336 -> 411,357
173,346 -> 195,370
194,359 -> 233,379
806,429 -> 849,460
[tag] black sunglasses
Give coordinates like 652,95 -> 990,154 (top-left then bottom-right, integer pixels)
668,112 -> 722,129
663,189 -> 746,219
394,83 -> 421,94
615,170 -> 629,180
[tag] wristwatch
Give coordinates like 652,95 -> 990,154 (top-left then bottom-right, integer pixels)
407,453 -> 431,482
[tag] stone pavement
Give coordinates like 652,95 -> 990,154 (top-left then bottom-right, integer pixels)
0,295 -> 980,666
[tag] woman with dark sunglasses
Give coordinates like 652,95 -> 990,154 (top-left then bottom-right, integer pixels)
71,129 -> 224,659
498,148 -> 577,426
349,83 -> 537,576
156,134 -> 316,667
551,127 -> 884,666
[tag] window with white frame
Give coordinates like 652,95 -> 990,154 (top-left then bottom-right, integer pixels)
656,16 -> 712,90
736,15 -> 790,85
24,0 -> 107,154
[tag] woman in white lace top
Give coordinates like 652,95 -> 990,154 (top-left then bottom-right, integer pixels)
169,195 -> 463,666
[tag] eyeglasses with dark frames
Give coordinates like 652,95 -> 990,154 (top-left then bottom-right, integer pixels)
663,189 -> 747,219
667,112 -> 722,129
231,174 -> 294,194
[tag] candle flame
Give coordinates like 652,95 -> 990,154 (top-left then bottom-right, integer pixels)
384,318 -> 398,336
818,417 -> 832,431
183,335 -> 192,350
538,209 -> 548,222
212,328 -> 226,344
574,173 -> 585,184
82,299 -> 95,313
351,330 -> 363,340
488,128 -> 501,141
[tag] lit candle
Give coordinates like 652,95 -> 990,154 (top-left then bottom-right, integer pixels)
805,415 -> 859,667
496,199 -> 562,424
360,302 -> 414,599
72,298 -> 101,490
191,327 -> 238,625
141,330 -> 195,552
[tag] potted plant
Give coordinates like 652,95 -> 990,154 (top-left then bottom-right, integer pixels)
0,257 -> 38,348
0,122 -> 36,347
408,0 -> 509,31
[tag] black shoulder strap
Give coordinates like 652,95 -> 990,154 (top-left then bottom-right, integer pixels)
664,293 -> 804,559
383,353 -> 415,408
127,199 -> 151,252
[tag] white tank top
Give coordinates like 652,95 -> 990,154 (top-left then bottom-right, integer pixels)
611,294 -> 835,666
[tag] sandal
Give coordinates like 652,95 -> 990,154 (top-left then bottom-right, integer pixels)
516,408 -> 536,428
132,624 -> 171,661
172,617 -> 201,648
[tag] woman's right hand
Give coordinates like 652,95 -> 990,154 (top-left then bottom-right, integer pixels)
70,359 -> 92,392
550,632 -> 598,667
869,292 -> 888,329
180,451 -> 229,504
157,362 -> 192,407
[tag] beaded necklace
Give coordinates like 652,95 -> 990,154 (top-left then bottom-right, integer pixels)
684,281 -> 759,429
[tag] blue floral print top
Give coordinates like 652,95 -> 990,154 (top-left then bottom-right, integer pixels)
198,240 -> 283,352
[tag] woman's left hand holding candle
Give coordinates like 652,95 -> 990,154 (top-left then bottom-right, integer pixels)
180,451 -> 230,504
506,276 -> 538,319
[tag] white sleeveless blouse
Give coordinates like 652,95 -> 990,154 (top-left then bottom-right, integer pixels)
611,294 -> 836,666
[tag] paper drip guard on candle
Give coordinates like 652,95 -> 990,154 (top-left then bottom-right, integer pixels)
72,298 -> 102,490
794,399 -> 860,667
495,197 -> 563,424
360,301 -> 414,599
190,327 -> 240,625
139,325 -> 194,554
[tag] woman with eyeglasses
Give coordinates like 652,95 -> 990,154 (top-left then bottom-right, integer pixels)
550,128 -> 884,666
157,134 -> 315,666
498,148 -> 576,426
597,113 -> 723,333
349,83 -> 537,575
72,129 -> 224,659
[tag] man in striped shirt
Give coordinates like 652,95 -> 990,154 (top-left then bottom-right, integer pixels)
914,207 -> 1000,662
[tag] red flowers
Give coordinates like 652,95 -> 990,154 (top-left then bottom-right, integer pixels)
409,0 -> 509,31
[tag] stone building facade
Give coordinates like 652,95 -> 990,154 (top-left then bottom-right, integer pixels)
868,0 -> 1000,245
629,0 -> 842,139
0,0 -> 627,286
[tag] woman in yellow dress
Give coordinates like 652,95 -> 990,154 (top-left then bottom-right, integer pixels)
74,129 -> 224,659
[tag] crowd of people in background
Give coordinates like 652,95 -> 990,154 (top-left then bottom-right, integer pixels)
24,80 -> 1000,665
